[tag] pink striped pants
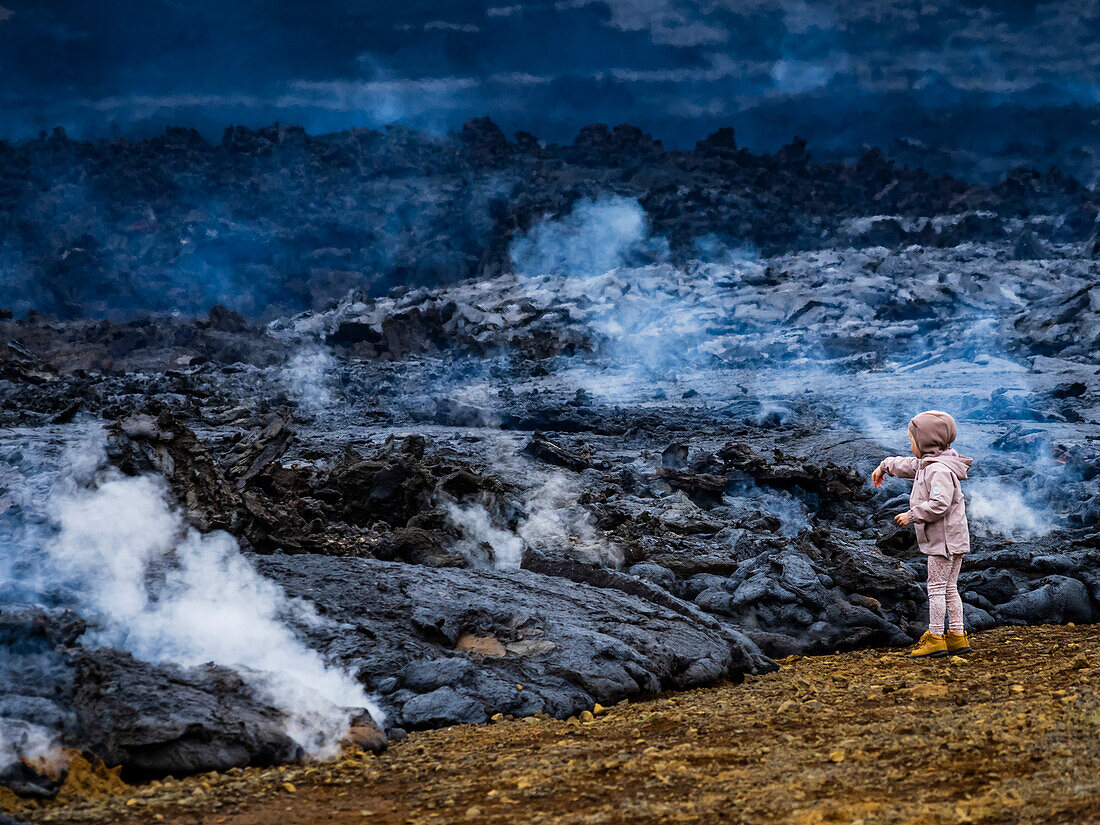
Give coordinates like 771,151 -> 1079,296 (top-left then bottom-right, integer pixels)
926,554 -> 965,634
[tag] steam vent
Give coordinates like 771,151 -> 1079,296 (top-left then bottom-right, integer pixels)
2,2 -> 1100,823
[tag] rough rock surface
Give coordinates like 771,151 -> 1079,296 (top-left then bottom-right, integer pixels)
0,607 -> 306,782
255,555 -> 774,730
71,651 -> 303,779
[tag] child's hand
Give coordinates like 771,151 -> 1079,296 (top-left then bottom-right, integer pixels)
894,511 -> 911,526
871,467 -> 885,488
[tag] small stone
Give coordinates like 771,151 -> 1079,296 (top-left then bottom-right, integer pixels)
456,632 -> 506,658
465,806 -> 483,819
1011,684 -> 1025,693
344,724 -> 387,753
593,703 -> 608,716
949,656 -> 967,664
829,749 -> 846,763
491,713 -> 505,723
283,782 -> 296,793
580,710 -> 595,723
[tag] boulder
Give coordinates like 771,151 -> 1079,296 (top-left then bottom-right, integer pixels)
72,650 -> 303,778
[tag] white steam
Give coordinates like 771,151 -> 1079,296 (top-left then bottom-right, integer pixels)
443,500 -> 523,570
281,345 -> 339,415
40,432 -> 381,757
724,485 -> 811,537
0,719 -> 60,778
967,477 -> 1053,538
510,195 -> 666,278
517,473 -> 622,567
442,466 -> 621,571
510,197 -> 744,382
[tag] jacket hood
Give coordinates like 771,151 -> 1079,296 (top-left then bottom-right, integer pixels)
922,447 -> 972,480
908,410 -> 957,456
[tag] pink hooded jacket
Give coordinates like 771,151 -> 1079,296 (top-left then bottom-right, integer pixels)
877,411 -> 974,557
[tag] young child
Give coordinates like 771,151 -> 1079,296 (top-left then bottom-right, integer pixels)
871,410 -> 973,658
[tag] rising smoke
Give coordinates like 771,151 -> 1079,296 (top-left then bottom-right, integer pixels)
443,499 -> 523,570
967,477 -> 1053,538
281,344 -> 340,416
506,195 -> 1086,539
510,195 -> 668,279
442,470 -> 622,571
0,719 -> 59,784
516,473 -> 622,567
510,196 -> 758,391
2,426 -> 382,765
439,428 -> 622,571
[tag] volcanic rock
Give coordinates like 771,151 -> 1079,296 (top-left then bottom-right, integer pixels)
255,555 -> 775,729
72,650 -> 303,778
522,432 -> 594,471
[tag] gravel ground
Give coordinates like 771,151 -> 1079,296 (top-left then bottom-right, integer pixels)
7,623 -> 1098,825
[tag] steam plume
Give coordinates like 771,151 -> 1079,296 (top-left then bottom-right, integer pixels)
4,427 -> 382,763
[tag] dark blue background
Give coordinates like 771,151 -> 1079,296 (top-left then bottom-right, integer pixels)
2,1 -> 1098,156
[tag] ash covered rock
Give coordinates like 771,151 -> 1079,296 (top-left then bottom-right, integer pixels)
716,442 -> 868,504
956,543 -> 1100,627
522,432 -> 595,471
693,542 -> 914,657
108,407 -> 249,535
255,555 -> 774,729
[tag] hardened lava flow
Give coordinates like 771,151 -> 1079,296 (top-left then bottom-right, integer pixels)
2,122 -> 1099,817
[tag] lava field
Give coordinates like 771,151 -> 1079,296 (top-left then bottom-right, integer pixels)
1,122 -> 1099,808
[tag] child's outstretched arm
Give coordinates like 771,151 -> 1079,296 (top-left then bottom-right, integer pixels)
871,456 -> 919,487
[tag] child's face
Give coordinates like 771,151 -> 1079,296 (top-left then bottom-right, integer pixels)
909,432 -> 921,457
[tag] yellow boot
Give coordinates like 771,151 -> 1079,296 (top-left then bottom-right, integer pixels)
910,631 -> 948,658
946,631 -> 971,654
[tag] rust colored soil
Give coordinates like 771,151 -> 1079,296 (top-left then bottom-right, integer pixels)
10,624 -> 1100,825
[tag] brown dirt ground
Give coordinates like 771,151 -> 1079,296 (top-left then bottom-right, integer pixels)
6,624 -> 1099,825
